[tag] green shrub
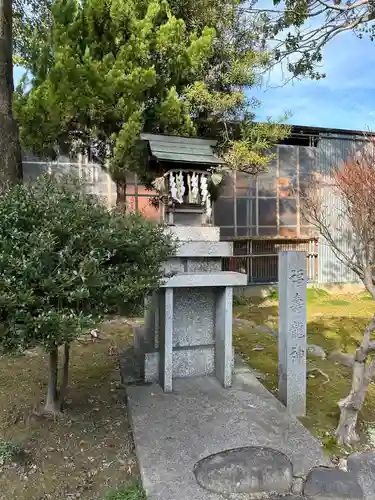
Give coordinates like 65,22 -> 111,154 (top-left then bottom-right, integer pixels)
0,441 -> 24,464
233,295 -> 249,306
266,287 -> 278,301
359,290 -> 373,301
0,175 -> 175,413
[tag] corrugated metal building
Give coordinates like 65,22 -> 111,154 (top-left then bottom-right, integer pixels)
315,134 -> 363,284
21,125 -> 368,285
217,126 -> 369,285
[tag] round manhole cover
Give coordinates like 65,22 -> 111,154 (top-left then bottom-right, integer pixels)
194,446 -> 293,496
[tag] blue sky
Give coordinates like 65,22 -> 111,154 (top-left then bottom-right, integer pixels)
14,25 -> 375,132
14,66 -> 25,87
251,31 -> 375,131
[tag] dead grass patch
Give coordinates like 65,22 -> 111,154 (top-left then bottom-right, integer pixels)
0,318 -> 137,500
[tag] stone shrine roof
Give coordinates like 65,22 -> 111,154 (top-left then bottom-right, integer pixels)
140,133 -> 225,165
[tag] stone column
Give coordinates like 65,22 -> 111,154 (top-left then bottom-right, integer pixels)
215,286 -> 233,388
143,292 -> 158,350
159,288 -> 173,392
278,251 -> 307,417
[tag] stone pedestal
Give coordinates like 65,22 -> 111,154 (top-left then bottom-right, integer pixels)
134,225 -> 247,392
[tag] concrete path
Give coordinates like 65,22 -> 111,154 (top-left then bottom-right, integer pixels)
127,360 -> 331,500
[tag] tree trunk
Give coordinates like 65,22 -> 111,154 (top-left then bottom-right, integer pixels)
116,180 -> 127,211
0,0 -> 22,192
58,343 -> 70,410
335,359 -> 367,445
44,346 -> 60,414
335,313 -> 375,446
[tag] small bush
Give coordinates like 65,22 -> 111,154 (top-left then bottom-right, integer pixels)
267,287 -> 278,301
233,295 -> 249,306
359,291 -> 373,301
0,174 -> 175,413
0,441 -> 24,464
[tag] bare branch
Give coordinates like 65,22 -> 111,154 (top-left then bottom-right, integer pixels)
315,0 -> 369,12
298,136 -> 375,289
247,0 -> 375,79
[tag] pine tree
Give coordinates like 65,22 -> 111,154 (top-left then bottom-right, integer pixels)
15,0 -> 289,204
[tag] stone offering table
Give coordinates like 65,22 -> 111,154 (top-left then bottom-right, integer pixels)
134,225 -> 247,392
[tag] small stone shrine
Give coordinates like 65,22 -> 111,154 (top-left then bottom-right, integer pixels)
133,134 -> 247,391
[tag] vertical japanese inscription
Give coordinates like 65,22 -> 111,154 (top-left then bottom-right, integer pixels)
288,268 -> 305,287
289,345 -> 305,360
289,320 -> 305,340
289,292 -> 304,313
288,268 -> 306,361
278,252 -> 307,417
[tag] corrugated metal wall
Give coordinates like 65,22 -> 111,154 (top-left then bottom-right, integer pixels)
317,135 -> 363,284
214,135 -> 366,285
22,151 -> 117,207
21,150 -> 161,221
213,144 -> 316,239
21,134 -> 367,285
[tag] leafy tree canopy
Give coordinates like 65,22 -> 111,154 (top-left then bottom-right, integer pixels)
15,0 -> 290,194
13,0 -> 53,67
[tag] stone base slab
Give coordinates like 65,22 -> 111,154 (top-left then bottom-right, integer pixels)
142,347 -> 236,383
127,360 -> 330,500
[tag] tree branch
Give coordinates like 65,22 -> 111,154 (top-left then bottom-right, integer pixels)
315,0 -> 369,12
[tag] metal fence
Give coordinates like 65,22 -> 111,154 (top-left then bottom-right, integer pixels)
223,238 -> 318,284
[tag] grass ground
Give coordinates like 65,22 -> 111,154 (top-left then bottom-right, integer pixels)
2,291 -> 374,499
233,289 -> 375,451
0,318 -> 141,500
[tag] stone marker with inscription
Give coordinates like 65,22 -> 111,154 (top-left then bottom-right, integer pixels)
278,251 -> 307,417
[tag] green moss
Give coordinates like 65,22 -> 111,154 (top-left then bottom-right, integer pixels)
233,293 -> 375,448
359,291 -> 373,301
233,295 -> 250,307
306,288 -> 330,302
265,287 -> 330,304
326,299 -> 350,306
267,287 -> 278,301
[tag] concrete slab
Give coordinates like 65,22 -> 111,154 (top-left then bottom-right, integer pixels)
127,363 -> 330,500
165,225 -> 220,242
161,271 -> 247,288
176,241 -> 233,257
